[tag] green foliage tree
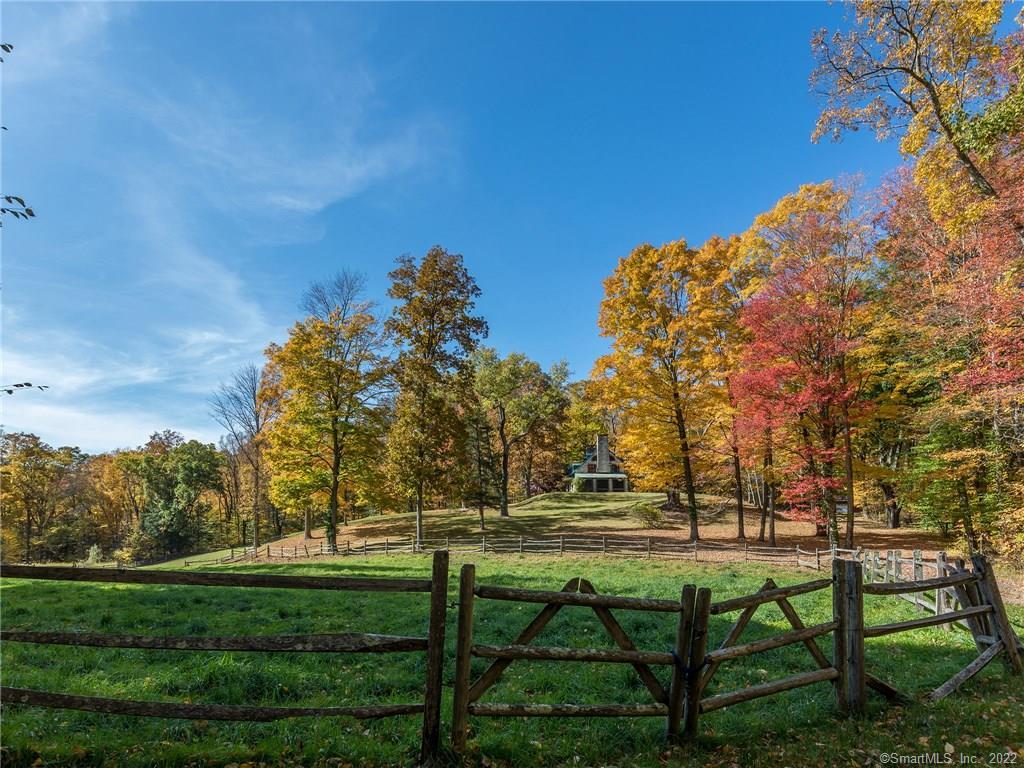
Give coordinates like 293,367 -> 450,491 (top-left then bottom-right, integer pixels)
473,348 -> 568,517
131,433 -> 222,557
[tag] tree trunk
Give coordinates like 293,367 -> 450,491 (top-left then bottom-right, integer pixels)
327,474 -> 339,553
842,406 -> 855,549
731,438 -> 745,541
498,407 -> 511,518
251,466 -> 261,549
880,482 -> 900,529
765,436 -> 777,547
24,512 -> 31,564
303,508 -> 312,540
415,480 -> 425,546
956,479 -> 979,553
523,448 -> 534,500
671,395 -> 699,541
473,423 -> 487,531
757,496 -> 768,543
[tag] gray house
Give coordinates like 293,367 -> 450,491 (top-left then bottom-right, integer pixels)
567,435 -> 629,492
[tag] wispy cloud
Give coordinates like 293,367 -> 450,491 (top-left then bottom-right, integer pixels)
2,3 -> 122,87
2,3 -> 452,452
139,81 -> 448,218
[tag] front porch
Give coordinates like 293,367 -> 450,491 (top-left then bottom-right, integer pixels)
572,473 -> 629,492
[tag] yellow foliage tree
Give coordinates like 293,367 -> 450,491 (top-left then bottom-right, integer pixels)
595,240 -> 712,540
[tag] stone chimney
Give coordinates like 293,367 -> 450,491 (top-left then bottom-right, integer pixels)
596,434 -> 610,473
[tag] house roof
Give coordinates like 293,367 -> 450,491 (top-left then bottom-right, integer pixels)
567,443 -> 627,477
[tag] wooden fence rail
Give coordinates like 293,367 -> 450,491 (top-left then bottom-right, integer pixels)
0,552 -> 450,765
3,552 -> 1020,760
450,555 -> 1020,755
450,563 -> 693,751
242,535 -> 862,566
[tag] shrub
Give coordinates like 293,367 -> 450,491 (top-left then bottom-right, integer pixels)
113,529 -> 162,566
633,502 -> 666,529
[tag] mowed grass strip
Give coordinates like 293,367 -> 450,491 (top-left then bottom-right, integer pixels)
1,555 -> 1021,768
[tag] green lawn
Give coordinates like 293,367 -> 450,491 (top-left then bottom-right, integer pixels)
287,492 -> 710,542
1,555 -> 1021,767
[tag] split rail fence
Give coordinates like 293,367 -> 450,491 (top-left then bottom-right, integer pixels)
197,535 -> 862,567
1,552 -> 1020,762
0,551 -> 451,764
451,555 -> 1021,753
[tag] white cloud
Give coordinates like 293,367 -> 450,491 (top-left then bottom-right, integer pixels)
1,398 -> 219,454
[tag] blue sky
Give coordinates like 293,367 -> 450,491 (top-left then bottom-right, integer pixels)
2,1 -> 908,453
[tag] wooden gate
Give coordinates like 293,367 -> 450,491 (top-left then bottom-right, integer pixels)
860,553 -> 1022,705
450,563 -> 698,751
0,551 -> 450,765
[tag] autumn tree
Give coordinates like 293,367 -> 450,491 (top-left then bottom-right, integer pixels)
265,272 -> 391,552
385,247 -> 487,544
0,433 -> 82,561
474,349 -> 568,515
873,167 -> 1024,554
811,0 -> 1023,239
560,381 -> 608,464
688,234 -> 762,540
596,240 -> 708,539
735,182 -> 874,548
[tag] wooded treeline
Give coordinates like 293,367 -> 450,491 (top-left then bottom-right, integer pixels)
1,2 -> 1021,564
596,3 -> 1024,557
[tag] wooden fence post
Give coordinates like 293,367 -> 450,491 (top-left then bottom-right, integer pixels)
833,557 -> 865,715
520,535 -> 524,554
683,587 -> 711,739
666,584 -> 696,742
913,550 -> 924,612
935,552 -> 950,630
559,535 -> 564,554
602,536 -> 607,553
385,538 -> 389,555
420,549 -> 450,764
970,554 -> 1022,674
647,537 -> 652,559
815,548 -> 821,571
452,563 -> 476,753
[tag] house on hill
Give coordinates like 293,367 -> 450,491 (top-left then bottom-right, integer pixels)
567,435 -> 629,492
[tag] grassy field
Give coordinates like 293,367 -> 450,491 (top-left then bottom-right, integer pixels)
274,491 -> 954,556
2,555 -> 1021,768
